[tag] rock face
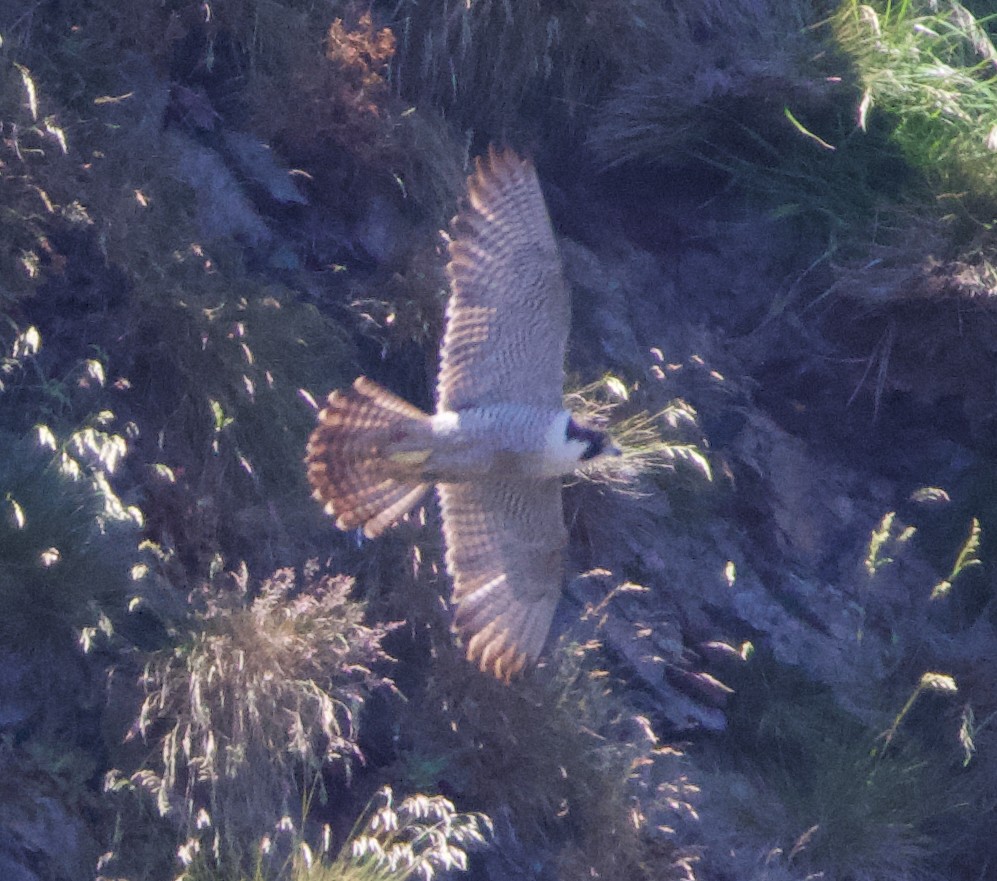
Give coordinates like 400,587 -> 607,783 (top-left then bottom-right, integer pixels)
0,647 -> 101,881
0,783 -> 99,881
553,177 -> 978,734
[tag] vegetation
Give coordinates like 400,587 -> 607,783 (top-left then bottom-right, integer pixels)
4,0 -> 997,879
566,375 -> 712,490
587,2 -> 825,165
0,319 -> 141,647
311,788 -> 491,881
130,567 -> 396,867
170,787 -> 490,881
835,0 -> 997,203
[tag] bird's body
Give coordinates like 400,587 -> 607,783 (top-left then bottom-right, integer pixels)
423,407 -> 594,481
306,147 -> 617,681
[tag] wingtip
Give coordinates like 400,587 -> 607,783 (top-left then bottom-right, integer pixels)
464,616 -> 537,684
492,648 -> 528,683
352,375 -> 376,393
469,145 -> 533,194
487,143 -> 531,169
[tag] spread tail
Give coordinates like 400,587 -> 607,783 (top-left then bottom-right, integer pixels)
306,377 -> 432,538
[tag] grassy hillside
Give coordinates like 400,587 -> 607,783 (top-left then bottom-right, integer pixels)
2,2 -> 997,880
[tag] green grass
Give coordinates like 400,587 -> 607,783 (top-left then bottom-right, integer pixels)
835,0 -> 997,205
0,323 -> 141,646
713,653 -> 962,881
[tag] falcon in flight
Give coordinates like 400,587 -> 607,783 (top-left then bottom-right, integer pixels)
306,146 -> 618,681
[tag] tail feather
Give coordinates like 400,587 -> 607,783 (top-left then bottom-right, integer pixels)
306,377 -> 432,538
362,482 -> 432,538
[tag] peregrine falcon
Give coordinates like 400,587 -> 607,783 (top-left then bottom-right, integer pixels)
306,147 -> 618,681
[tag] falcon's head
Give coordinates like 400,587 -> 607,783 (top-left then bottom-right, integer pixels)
566,417 -> 621,463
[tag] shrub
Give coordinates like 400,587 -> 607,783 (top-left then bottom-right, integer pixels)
116,275 -> 355,573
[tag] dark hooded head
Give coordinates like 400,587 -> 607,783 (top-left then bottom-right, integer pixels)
566,417 -> 619,461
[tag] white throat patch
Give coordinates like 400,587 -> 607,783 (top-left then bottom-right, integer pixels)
539,411 -> 589,477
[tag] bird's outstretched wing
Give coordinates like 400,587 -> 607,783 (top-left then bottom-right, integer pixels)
438,476 -> 567,681
438,147 -> 569,412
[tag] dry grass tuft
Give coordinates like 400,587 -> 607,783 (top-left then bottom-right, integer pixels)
169,785 -> 490,881
588,1 -> 825,168
131,565 -> 398,867
313,786 -> 491,881
566,375 -> 712,492
392,0 -> 625,133
0,52 -> 89,303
